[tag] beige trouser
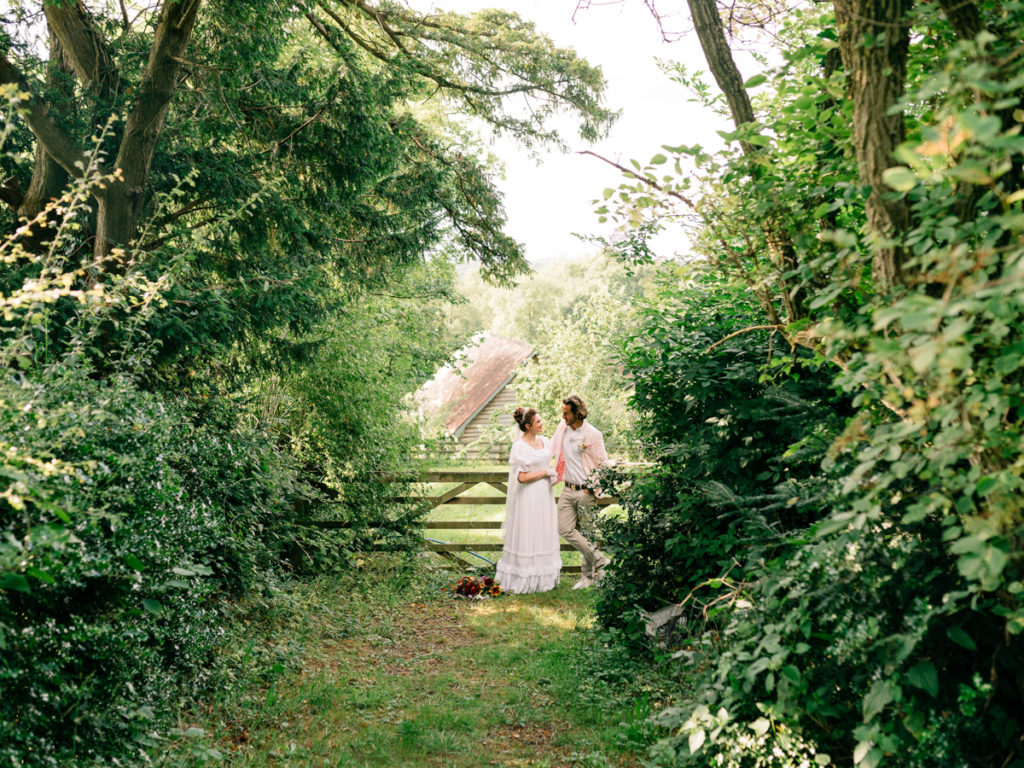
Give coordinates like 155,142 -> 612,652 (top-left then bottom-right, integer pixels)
557,486 -> 605,578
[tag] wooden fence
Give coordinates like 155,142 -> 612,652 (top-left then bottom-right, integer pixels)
405,469 -> 615,575
304,469 -> 616,576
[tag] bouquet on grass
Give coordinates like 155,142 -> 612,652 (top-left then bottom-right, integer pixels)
445,575 -> 502,599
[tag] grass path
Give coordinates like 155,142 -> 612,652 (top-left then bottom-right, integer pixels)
160,561 -> 649,768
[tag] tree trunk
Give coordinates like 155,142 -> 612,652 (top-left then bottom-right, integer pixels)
43,1 -> 119,105
684,0 -> 805,322
94,0 -> 203,260
834,0 -> 913,290
2,1 -> 201,262
686,0 -> 755,143
16,31 -> 74,244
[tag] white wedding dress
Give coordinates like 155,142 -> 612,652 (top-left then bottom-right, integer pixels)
495,436 -> 562,594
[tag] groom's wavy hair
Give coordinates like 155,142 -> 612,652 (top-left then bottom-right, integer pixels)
563,395 -> 588,421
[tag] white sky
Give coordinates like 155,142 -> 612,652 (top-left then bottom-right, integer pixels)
408,0 -> 750,266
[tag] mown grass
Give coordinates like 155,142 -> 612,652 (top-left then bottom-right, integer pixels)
154,556 -> 655,768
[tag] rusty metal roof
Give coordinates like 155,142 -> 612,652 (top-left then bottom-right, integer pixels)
417,334 -> 535,436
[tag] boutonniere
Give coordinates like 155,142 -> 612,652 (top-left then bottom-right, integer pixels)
579,440 -> 591,455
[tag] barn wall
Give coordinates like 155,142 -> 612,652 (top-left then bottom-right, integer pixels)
460,385 -> 517,444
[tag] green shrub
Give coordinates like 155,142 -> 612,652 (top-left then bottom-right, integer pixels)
594,271 -> 848,648
0,359 -> 297,766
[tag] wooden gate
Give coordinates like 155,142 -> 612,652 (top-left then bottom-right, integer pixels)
397,469 -> 616,575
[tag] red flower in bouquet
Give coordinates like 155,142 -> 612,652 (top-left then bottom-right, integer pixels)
447,575 -> 503,600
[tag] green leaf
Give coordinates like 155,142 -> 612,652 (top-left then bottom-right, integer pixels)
749,718 -> 771,737
25,567 -> 55,585
124,555 -> 146,571
976,476 -> 997,497
946,626 -> 977,651
142,598 -> 164,616
853,741 -> 873,765
689,728 -> 706,754
882,166 -> 917,191
650,153 -> 668,165
862,679 -> 895,722
948,162 -> 993,185
1,573 -> 31,593
906,661 -> 938,697
744,74 -> 768,88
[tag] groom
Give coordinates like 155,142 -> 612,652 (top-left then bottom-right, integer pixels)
550,394 -> 610,589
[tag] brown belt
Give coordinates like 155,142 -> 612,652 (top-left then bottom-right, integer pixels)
564,482 -> 588,491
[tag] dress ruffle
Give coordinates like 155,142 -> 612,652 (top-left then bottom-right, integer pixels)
495,567 -> 561,595
495,548 -> 561,594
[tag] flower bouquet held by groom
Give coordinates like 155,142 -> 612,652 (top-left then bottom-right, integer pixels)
550,395 -> 610,590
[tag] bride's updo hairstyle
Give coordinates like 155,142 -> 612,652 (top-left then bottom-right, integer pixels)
513,407 -> 538,433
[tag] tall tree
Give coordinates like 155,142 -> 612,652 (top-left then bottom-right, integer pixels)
1,1 -> 611,262
0,1 -> 614,375
833,0 -> 913,289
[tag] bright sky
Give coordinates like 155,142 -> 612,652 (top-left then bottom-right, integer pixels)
408,0 -> 750,266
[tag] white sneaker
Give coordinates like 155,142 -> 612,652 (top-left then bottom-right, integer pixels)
592,556 -> 610,582
572,576 -> 594,590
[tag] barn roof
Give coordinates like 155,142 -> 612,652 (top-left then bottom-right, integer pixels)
417,334 -> 535,436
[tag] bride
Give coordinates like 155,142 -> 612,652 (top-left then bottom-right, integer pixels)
495,407 -> 562,594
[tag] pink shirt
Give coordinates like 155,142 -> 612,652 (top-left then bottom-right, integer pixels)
550,420 -> 608,484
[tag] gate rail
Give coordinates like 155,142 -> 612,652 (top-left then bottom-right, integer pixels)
305,469 -> 616,575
